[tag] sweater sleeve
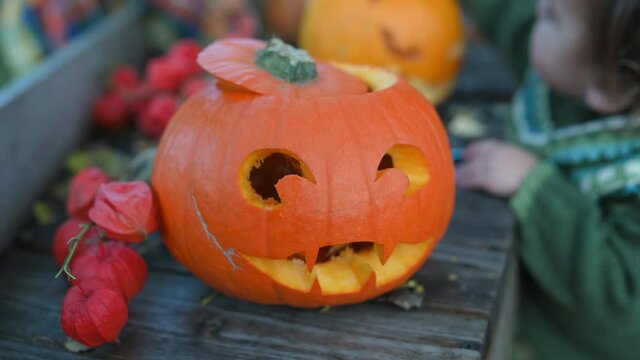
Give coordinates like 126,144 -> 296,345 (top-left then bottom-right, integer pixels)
461,0 -> 537,81
511,162 -> 640,332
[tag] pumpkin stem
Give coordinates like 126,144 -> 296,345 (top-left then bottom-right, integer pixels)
256,38 -> 318,83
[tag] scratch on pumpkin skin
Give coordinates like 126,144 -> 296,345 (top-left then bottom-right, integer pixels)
192,194 -> 240,270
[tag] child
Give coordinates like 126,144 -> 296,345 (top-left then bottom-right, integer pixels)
457,0 -> 640,359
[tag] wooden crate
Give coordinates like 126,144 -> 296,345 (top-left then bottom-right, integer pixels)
0,1 -> 146,250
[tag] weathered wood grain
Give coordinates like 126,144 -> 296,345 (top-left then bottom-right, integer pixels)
1,246 -> 494,360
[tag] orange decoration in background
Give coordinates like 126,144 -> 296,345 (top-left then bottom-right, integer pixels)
152,38 -> 455,307
300,0 -> 466,104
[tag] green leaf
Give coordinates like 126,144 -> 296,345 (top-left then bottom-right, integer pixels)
32,201 -> 55,226
64,147 -> 131,178
122,147 -> 157,183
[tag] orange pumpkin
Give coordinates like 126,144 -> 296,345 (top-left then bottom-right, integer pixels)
152,38 -> 455,307
300,0 -> 465,105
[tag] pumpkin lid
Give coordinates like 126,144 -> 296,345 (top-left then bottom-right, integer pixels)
197,38 -> 369,98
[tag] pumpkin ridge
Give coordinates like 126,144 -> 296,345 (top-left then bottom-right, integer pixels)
336,95 -> 378,254
404,88 -> 455,238
176,97 -> 212,266
173,97 -> 218,269
184,99 -> 234,274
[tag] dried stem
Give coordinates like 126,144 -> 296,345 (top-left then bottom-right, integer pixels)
55,222 -> 94,280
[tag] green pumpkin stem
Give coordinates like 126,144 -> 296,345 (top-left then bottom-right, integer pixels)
256,38 -> 318,83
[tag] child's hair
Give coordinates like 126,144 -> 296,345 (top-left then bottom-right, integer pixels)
591,0 -> 640,104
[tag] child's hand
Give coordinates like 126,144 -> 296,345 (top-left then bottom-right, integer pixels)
456,140 -> 539,197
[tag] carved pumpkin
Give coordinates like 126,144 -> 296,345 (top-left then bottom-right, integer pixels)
300,0 -> 465,105
152,38 -> 455,307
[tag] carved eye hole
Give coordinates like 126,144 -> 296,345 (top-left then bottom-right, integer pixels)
240,149 -> 315,209
376,144 -> 430,196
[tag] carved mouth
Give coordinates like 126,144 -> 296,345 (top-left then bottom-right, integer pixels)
241,239 -> 432,295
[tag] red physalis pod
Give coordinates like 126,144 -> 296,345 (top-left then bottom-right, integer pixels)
61,278 -> 128,347
169,39 -> 202,77
92,92 -> 129,130
146,56 -> 191,92
89,181 -> 159,243
53,218 -> 101,267
138,95 -> 179,138
72,241 -> 148,301
110,65 -> 141,94
67,167 -> 111,219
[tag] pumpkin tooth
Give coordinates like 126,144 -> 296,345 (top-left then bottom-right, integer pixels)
310,275 -> 321,294
382,242 -> 397,265
304,248 -> 319,272
374,243 -> 385,266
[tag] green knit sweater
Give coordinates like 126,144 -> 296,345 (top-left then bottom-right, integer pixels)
463,1 -> 640,359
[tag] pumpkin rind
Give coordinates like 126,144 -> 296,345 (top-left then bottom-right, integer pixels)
153,39 -> 455,307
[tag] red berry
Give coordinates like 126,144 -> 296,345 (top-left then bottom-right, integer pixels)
169,39 -> 201,62
131,97 -> 150,117
92,92 -> 129,130
72,242 -> 148,301
146,56 -> 191,91
89,181 -> 159,244
138,95 -> 179,138
53,218 -> 100,267
181,77 -> 209,97
169,39 -> 202,76
67,167 -> 110,219
61,278 -> 128,347
110,65 -> 141,94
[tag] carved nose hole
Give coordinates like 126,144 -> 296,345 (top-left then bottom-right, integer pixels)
376,144 -> 430,196
240,149 -> 315,209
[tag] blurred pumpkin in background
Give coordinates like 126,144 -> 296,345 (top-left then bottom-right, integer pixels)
300,0 -> 465,105
153,38 -> 455,307
262,0 -> 310,43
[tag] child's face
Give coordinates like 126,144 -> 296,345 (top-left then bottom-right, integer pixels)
530,0 -> 592,98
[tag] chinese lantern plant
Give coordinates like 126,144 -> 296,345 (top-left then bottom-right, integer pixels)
152,38 -> 455,307
54,176 -> 158,348
299,0 -> 465,105
91,39 -> 209,138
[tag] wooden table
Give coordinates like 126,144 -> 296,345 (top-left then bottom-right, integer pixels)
0,43 -> 518,359
0,189 -> 514,360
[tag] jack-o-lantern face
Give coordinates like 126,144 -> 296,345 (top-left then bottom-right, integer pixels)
152,39 -> 455,307
300,0 -> 465,105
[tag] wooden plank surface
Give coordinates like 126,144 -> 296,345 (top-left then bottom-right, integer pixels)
0,188 -> 513,360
